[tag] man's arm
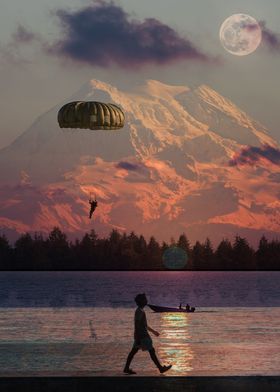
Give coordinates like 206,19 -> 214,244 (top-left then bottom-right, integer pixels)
147,325 -> 160,336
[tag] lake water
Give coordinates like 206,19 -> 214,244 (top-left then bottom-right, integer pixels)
0,271 -> 279,376
1,271 -> 279,307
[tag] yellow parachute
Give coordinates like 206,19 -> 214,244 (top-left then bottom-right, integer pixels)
57,101 -> 125,130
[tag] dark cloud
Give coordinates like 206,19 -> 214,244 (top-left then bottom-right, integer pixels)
229,144 -> 280,167
268,172 -> 280,183
48,0 -> 213,68
259,21 -> 280,52
243,19 -> 280,53
244,23 -> 259,33
115,161 -> 144,171
115,159 -> 153,183
0,25 -> 41,65
11,25 -> 37,44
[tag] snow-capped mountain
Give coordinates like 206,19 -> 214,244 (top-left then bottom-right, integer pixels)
0,79 -> 279,244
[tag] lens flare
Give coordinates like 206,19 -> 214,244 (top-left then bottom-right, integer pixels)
163,246 -> 188,270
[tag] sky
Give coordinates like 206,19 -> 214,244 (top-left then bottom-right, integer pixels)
1,0 -> 280,149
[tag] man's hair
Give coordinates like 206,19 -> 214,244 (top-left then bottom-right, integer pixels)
134,293 -> 147,307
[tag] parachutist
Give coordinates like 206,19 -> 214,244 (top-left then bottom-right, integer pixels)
89,198 -> 98,219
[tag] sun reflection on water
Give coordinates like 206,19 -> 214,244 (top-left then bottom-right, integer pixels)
158,313 -> 194,374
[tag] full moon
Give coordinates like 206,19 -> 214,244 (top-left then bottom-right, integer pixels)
219,14 -> 262,56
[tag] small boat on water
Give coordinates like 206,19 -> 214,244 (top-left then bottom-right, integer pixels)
148,304 -> 195,313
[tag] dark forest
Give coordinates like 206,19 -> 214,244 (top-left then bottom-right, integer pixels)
0,228 -> 279,270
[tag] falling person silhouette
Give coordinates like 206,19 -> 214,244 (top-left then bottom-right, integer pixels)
89,197 -> 98,219
123,293 -> 172,375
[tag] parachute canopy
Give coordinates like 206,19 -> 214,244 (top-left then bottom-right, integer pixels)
57,101 -> 125,130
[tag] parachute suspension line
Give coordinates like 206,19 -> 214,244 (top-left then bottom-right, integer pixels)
78,129 -> 83,157
63,128 -> 78,163
62,128 -> 72,167
89,192 -> 97,202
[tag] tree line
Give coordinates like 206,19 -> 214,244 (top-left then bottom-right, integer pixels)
0,227 -> 279,270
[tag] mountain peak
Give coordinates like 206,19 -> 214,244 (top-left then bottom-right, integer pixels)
137,79 -> 189,99
89,79 -> 117,94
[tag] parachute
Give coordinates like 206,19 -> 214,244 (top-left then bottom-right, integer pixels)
57,101 -> 125,130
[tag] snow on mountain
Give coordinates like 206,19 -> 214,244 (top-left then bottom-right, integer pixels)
0,79 -> 279,244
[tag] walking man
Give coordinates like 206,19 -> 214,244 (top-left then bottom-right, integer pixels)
123,293 -> 172,375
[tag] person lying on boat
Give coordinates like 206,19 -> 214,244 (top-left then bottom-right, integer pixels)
89,197 -> 98,219
123,293 -> 172,375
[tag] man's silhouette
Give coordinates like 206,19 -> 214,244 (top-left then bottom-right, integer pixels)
123,293 -> 172,375
89,198 -> 98,219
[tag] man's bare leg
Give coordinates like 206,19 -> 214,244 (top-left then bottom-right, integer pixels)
124,346 -> 139,374
149,348 -> 172,373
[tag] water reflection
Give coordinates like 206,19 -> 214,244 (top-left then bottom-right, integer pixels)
158,313 -> 194,374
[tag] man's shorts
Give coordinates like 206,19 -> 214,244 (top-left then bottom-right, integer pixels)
133,336 -> 153,351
